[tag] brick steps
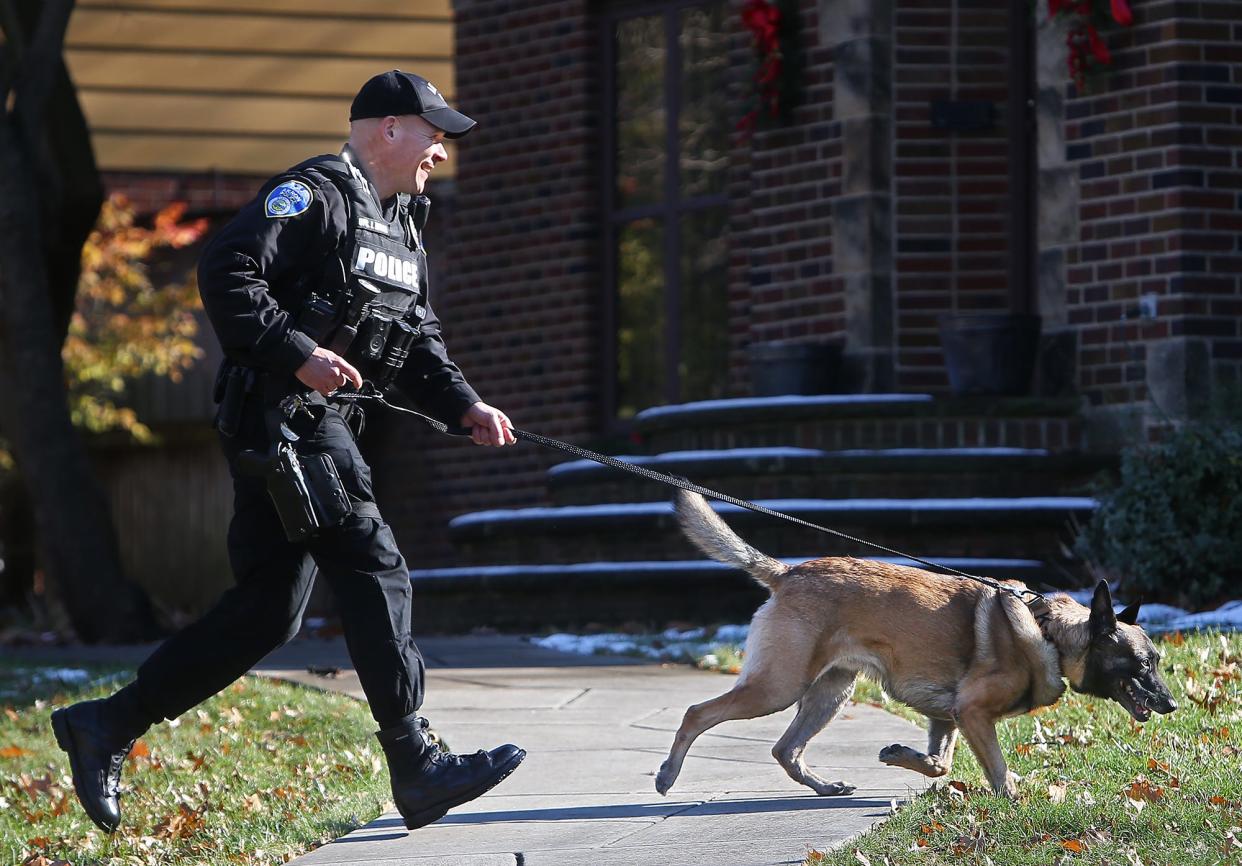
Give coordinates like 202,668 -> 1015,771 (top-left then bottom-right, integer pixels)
547,447 -> 1112,504
632,394 -> 1087,453
417,395 -> 1098,633
446,497 -> 1095,565
408,557 -> 1048,632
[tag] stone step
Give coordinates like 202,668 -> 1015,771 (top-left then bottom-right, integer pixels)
546,447 -> 1113,504
408,557 -> 1054,633
632,394 -> 1086,454
446,496 -> 1096,566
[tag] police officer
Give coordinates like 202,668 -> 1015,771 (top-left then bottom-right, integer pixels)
51,70 -> 524,835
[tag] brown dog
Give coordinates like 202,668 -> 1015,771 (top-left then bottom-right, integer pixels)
655,490 -> 1177,798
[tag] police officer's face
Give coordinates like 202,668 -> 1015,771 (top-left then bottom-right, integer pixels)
396,116 -> 448,194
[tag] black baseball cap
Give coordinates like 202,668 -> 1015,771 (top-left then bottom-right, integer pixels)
350,70 -> 476,138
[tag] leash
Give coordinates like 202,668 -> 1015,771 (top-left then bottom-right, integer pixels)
331,384 -> 1049,612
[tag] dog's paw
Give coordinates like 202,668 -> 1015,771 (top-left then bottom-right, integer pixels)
878,743 -> 916,765
812,780 -> 855,797
654,763 -> 675,796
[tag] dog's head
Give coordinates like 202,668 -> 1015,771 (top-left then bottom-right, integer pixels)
1068,581 -> 1177,721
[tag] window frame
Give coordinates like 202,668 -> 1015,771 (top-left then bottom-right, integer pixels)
600,0 -> 731,429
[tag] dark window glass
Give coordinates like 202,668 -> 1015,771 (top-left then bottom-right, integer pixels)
679,4 -> 730,199
615,15 -> 666,210
616,218 -> 666,420
607,1 -> 728,422
679,207 -> 729,402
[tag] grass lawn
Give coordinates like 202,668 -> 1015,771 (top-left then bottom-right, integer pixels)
0,662 -> 389,866
786,630 -> 1242,866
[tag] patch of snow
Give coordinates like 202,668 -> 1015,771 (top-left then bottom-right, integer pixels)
1046,593 -> 1242,633
1157,600 -> 1242,633
548,446 -> 1052,477
829,447 -> 1051,458
410,557 -> 1045,581
548,447 -> 829,475
1130,603 -> 1188,625
450,497 -> 1097,528
530,622 -> 752,661
33,668 -> 91,685
635,393 -> 934,422
713,624 -> 750,643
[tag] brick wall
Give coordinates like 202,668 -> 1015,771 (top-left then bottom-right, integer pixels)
102,1 -> 1241,570
893,0 -> 1012,390
102,170 -> 265,216
738,0 -> 840,364
1043,0 -> 1242,437
376,0 -> 605,565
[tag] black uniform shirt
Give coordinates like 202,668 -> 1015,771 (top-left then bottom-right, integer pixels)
198,152 -> 481,424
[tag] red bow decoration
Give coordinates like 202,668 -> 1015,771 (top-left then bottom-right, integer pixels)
1049,0 -> 1134,88
738,0 -> 785,134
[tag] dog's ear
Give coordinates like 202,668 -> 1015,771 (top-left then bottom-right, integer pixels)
1089,580 -> 1118,637
1117,597 -> 1142,626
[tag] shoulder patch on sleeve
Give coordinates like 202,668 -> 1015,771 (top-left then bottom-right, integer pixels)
264,180 -> 314,218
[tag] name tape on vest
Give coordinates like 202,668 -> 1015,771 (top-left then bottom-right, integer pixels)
354,246 -> 419,288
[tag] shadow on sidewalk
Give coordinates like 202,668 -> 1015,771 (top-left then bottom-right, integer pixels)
333,794 -> 892,837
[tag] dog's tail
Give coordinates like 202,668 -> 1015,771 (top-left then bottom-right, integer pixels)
673,490 -> 789,591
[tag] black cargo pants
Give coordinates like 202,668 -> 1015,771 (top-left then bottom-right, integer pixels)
132,391 -> 424,730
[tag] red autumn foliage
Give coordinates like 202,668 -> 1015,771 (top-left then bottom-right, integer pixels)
738,0 -> 785,134
1048,0 -> 1134,88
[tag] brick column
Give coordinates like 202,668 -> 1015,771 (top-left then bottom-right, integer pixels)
1052,2 -> 1242,441
1035,14 -> 1080,396
820,0 -> 895,391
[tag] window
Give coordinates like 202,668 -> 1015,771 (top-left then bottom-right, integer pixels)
604,1 -> 731,422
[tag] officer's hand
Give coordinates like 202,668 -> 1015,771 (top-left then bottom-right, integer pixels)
461,402 -> 516,447
295,347 -> 363,396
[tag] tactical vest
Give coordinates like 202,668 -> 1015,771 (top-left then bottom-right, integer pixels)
288,153 -> 430,388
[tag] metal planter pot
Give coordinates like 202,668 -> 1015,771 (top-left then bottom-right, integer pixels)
938,313 -> 1042,397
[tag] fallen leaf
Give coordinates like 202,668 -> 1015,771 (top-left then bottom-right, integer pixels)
4,708 -> 18,721
1,744 -> 32,758
1127,777 -> 1165,803
1049,782 -> 1068,804
152,803 -> 206,840
130,740 -> 150,759
15,774 -> 56,801
1061,838 -> 1086,853
854,850 -> 872,866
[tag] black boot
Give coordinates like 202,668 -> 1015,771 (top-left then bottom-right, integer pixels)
376,716 -> 525,830
51,685 -> 152,833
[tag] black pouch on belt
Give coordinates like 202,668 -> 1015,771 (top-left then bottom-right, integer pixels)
214,365 -> 255,438
238,442 -> 353,542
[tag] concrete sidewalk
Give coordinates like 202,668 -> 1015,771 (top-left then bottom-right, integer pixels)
12,635 -> 931,865
277,635 -> 930,866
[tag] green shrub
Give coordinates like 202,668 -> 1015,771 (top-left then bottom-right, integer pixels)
1077,421 -> 1242,609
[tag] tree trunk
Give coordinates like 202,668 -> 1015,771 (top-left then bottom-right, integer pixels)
0,0 -> 158,641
